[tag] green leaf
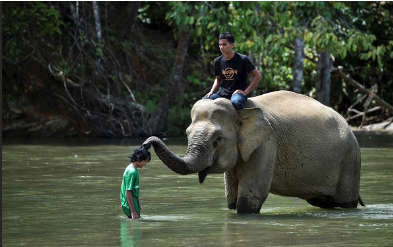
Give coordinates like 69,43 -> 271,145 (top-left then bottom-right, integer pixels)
207,22 -> 215,29
189,16 -> 195,25
366,51 -> 372,60
197,27 -> 202,36
347,37 -> 353,51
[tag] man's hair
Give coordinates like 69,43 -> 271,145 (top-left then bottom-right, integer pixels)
128,146 -> 151,162
219,32 -> 235,44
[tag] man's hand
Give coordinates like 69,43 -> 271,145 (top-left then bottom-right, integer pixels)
233,89 -> 247,96
131,211 -> 139,220
204,92 -> 213,99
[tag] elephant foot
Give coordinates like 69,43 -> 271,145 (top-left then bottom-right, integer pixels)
236,197 -> 262,214
228,201 -> 236,210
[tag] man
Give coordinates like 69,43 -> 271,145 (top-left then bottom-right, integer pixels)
204,32 -> 262,110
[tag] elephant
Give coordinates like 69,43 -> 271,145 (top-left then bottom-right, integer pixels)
143,90 -> 365,214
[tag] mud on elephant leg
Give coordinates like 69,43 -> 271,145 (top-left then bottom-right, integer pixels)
236,181 -> 269,214
228,200 -> 237,210
224,171 -> 265,213
237,196 -> 263,214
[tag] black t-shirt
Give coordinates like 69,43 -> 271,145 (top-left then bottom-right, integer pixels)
213,52 -> 256,98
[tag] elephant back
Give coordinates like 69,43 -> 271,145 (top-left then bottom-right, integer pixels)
249,90 -> 361,197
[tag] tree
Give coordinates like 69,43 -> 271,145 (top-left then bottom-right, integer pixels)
146,2 -> 195,134
316,50 -> 331,106
291,37 -> 304,94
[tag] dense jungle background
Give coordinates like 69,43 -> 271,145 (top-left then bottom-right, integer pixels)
2,1 -> 393,137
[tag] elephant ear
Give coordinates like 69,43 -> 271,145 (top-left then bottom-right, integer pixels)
237,108 -> 273,162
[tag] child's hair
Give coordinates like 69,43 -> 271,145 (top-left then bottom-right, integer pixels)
128,146 -> 151,162
219,32 -> 235,44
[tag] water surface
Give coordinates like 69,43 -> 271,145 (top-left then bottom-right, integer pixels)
2,133 -> 393,246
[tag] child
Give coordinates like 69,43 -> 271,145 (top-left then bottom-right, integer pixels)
120,146 -> 151,220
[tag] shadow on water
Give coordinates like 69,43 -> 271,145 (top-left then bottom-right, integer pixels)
354,131 -> 393,148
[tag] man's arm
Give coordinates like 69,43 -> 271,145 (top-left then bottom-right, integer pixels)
205,76 -> 222,98
233,69 -> 262,96
126,190 -> 139,219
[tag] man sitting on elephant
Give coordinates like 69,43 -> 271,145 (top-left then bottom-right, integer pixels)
203,32 -> 262,110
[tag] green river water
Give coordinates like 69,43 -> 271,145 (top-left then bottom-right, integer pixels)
2,132 -> 393,246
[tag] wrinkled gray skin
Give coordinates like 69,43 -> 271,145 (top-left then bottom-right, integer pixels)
143,91 -> 365,214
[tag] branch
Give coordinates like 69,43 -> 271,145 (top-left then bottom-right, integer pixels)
2,49 -> 35,65
48,63 -> 80,88
347,106 -> 382,121
204,1 -> 215,10
332,68 -> 393,113
105,46 -> 138,103
303,52 -> 318,64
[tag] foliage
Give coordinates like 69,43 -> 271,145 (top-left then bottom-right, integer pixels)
187,71 -> 208,87
166,105 -> 191,137
2,2 -> 64,62
2,1 -> 393,137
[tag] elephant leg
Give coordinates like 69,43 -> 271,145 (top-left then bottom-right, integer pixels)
333,150 -> 361,208
224,171 -> 238,210
237,194 -> 265,214
226,166 -> 269,213
236,144 -> 276,214
237,180 -> 270,214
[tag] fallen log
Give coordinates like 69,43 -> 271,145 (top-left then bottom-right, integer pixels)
332,68 -> 393,113
347,106 -> 382,121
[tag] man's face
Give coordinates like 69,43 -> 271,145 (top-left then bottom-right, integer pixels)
219,39 -> 234,55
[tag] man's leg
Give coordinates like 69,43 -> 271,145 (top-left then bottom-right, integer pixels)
231,93 -> 247,110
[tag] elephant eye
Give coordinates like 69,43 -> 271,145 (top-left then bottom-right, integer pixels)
213,135 -> 223,148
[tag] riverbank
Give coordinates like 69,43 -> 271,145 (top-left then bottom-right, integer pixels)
351,118 -> 393,132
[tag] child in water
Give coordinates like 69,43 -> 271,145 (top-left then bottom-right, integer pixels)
120,146 -> 151,219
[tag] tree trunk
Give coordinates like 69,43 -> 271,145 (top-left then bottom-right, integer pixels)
148,29 -> 192,134
290,37 -> 304,94
118,1 -> 141,39
316,50 -> 331,106
248,50 -> 257,96
92,2 -> 102,44
92,1 -> 102,74
262,65 -> 267,93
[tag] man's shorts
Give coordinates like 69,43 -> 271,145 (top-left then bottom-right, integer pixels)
122,197 -> 141,218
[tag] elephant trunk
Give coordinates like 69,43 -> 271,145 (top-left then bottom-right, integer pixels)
143,136 -> 211,181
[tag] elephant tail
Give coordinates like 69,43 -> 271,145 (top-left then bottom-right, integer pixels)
358,195 -> 366,207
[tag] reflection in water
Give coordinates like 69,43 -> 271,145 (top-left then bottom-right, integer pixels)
2,134 -> 393,246
120,217 -> 142,247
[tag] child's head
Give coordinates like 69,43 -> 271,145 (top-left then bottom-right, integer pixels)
128,146 -> 151,162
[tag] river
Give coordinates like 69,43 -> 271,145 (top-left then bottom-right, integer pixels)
2,132 -> 393,246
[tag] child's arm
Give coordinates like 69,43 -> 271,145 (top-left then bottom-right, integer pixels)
126,190 -> 139,219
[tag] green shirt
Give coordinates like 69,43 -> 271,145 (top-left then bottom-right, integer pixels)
120,164 -> 140,217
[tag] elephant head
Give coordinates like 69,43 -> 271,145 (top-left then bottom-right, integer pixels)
143,98 -> 273,183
